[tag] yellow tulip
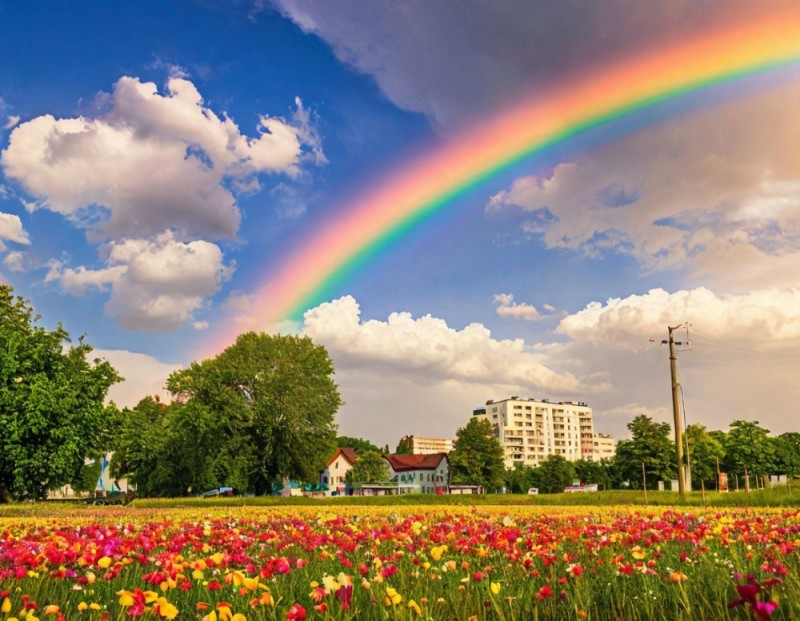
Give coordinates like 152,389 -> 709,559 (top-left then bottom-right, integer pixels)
1,598 -> 11,614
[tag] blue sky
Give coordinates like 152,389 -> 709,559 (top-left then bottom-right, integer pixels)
2,1 -> 800,446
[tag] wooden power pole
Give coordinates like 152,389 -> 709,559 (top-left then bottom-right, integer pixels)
668,325 -> 686,498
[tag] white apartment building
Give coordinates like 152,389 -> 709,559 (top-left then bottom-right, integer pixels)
590,433 -> 617,462
399,435 -> 454,454
473,397 -> 595,468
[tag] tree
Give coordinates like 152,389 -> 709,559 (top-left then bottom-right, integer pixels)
505,462 -> 535,494
449,417 -> 505,492
534,454 -> 575,493
613,415 -> 675,489
773,433 -> 800,477
0,286 -> 121,501
337,436 -> 381,454
395,436 -> 414,454
722,420 -> 775,479
166,332 -> 341,495
685,424 -> 724,490
573,458 -> 614,491
345,451 -> 389,485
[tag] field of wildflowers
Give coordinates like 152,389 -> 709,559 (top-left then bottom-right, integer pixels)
1,504 -> 799,620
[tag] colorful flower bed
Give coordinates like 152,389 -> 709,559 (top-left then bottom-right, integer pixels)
1,505 -> 799,620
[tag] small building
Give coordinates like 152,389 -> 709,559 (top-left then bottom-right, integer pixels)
321,448 -> 358,494
449,485 -> 483,495
398,435 -> 454,454
383,453 -> 449,494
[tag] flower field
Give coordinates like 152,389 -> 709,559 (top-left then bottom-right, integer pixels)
2,505 -> 799,620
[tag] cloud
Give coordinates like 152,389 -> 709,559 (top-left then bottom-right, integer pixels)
0,212 -> 31,249
1,76 -> 322,241
301,295 -> 602,395
95,349 -> 181,408
47,231 -> 234,331
493,292 -> 550,321
546,286 -> 800,439
272,0 -> 763,129
487,81 -> 800,290
557,287 -> 800,349
2,251 -> 25,273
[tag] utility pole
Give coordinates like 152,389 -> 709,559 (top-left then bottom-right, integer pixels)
668,324 -> 686,498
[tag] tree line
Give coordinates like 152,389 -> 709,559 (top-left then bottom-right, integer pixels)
2,284 -> 798,501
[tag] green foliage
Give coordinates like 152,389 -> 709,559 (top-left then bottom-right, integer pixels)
573,458 -> 614,491
505,462 -> 536,494
0,286 -> 121,501
685,424 -> 725,490
722,420 -> 775,476
337,436 -> 381,454
773,432 -> 800,476
449,417 -> 505,492
534,454 -> 576,493
395,436 -> 414,454
613,415 -> 676,489
123,332 -> 342,497
345,451 -> 390,485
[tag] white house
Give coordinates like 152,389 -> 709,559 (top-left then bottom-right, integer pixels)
383,453 -> 449,494
320,448 -> 358,493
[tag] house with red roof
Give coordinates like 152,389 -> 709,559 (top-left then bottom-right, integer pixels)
321,448 -> 358,493
383,452 -> 449,494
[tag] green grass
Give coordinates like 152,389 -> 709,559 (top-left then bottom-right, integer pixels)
3,485 -> 798,516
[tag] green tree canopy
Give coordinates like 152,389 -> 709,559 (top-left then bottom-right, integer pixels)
685,423 -> 725,490
573,458 -> 614,491
505,462 -> 535,494
166,332 -> 341,495
345,451 -> 389,485
534,454 -> 575,494
773,432 -> 800,477
722,420 -> 775,477
395,436 -> 413,454
449,417 -> 505,492
613,415 -> 676,489
337,436 -> 381,454
0,286 -> 121,501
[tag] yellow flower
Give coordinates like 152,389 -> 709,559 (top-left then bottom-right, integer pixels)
670,571 -> 688,583
117,591 -> 135,607
631,546 -> 646,560
1,598 -> 11,614
490,582 -> 501,596
77,602 -> 88,612
322,574 -> 341,593
430,545 -> 447,562
384,587 -> 403,606
43,605 -> 60,616
202,613 -> 217,621
231,615 -> 247,621
89,604 -> 102,611
192,569 -> 205,580
85,572 -> 96,585
407,600 -> 422,616
97,556 -> 112,569
154,598 -> 179,620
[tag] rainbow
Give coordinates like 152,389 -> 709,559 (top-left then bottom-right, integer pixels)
208,7 -> 800,354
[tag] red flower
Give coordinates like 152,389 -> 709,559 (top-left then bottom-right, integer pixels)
536,586 -> 553,600
286,603 -> 307,620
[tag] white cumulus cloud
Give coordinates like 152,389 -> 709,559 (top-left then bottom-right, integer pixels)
47,231 -> 234,331
1,76 -> 321,241
488,81 -> 800,291
301,295 -> 602,395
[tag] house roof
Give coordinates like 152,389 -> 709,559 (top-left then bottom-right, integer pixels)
326,447 -> 358,468
383,452 -> 448,472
